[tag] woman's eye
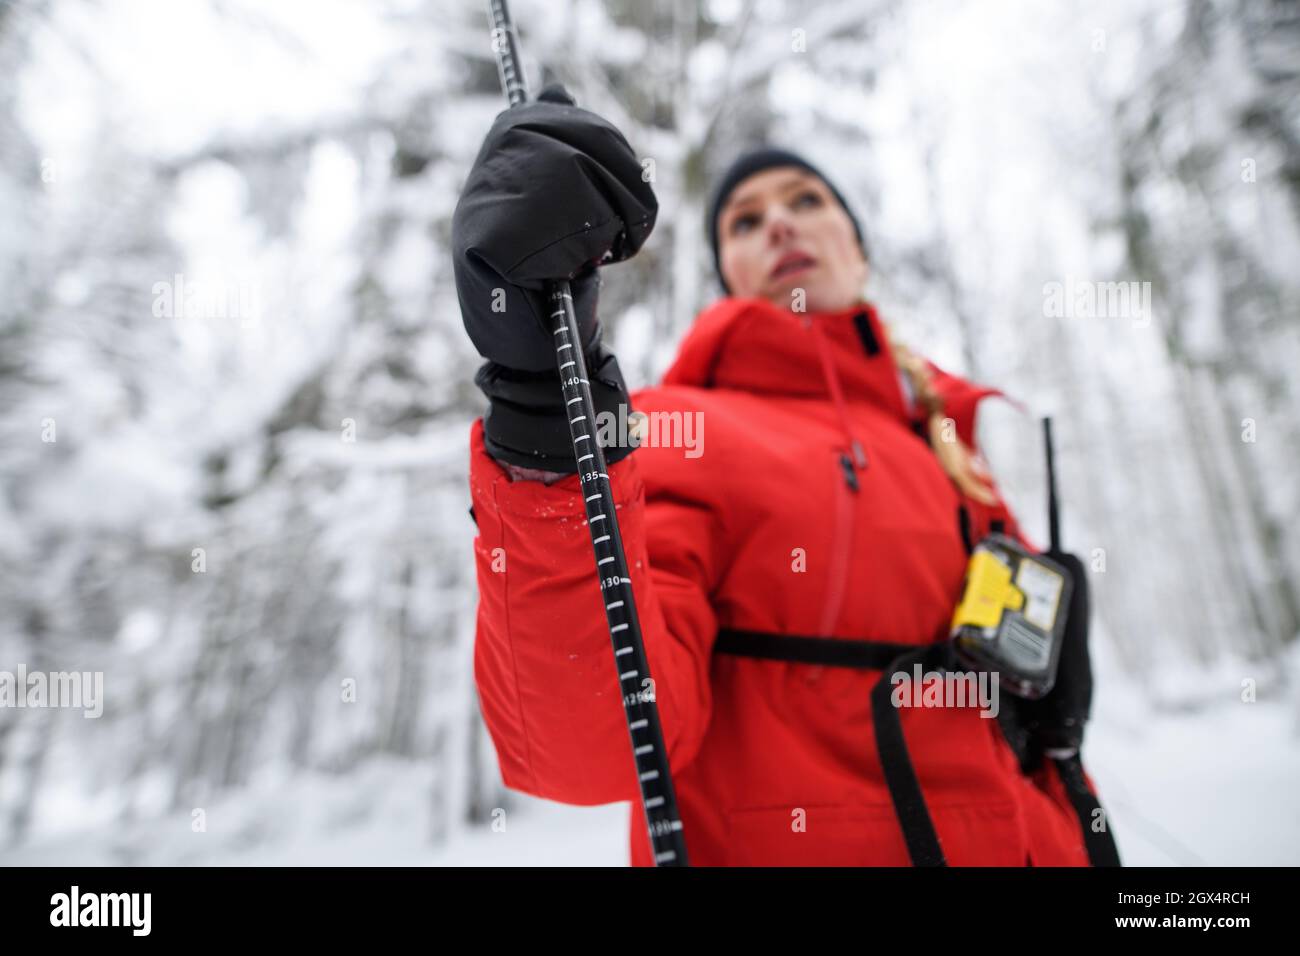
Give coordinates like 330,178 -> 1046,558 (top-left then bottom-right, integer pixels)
793,191 -> 822,209
730,213 -> 760,235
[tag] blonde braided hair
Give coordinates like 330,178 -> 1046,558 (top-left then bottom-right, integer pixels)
882,323 -> 997,506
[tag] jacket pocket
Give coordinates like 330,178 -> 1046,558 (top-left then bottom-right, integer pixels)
722,803 -> 910,866
722,800 -> 1031,866
926,801 -> 1028,867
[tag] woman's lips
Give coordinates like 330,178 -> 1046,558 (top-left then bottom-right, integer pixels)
770,253 -> 817,281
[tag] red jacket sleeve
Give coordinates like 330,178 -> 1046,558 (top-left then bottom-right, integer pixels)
468,419 -> 722,805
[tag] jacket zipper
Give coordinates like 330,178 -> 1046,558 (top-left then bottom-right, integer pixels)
805,316 -> 865,638
818,453 -> 857,637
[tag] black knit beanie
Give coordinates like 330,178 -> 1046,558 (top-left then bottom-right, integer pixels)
706,147 -> 868,293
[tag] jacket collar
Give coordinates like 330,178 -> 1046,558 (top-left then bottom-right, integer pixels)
659,296 -> 1005,450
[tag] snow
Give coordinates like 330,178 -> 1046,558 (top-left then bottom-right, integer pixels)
1,758 -> 629,866
1084,639 -> 1300,866
5,667 -> 1296,865
1089,697 -> 1300,866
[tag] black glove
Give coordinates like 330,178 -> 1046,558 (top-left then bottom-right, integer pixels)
452,83 -> 657,372
474,338 -> 635,470
452,84 -> 656,472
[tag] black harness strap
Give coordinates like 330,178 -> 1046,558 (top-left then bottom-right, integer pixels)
1051,753 -> 1122,866
716,628 -> 949,866
956,505 -> 974,555
715,627 -> 1120,868
714,628 -> 912,669
868,642 -> 953,866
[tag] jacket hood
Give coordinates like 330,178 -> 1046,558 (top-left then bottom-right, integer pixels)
660,297 -> 1007,451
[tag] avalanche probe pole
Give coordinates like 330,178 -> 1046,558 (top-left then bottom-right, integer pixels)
485,0 -> 688,867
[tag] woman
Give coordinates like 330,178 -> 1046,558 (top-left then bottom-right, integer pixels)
453,86 -> 1115,866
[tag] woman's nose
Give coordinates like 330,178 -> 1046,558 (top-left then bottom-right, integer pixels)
765,209 -> 797,244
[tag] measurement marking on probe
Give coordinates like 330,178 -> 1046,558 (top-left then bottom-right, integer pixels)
566,396 -> 582,406
616,646 -> 633,656
606,600 -> 623,609
570,415 -> 586,424
611,623 -> 628,632
635,745 -> 654,755
630,719 -> 647,729
598,557 -> 615,565
620,670 -> 638,680
557,342 -> 573,351
640,770 -> 659,781
585,494 -> 601,502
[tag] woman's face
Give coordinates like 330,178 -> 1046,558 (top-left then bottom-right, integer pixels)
717,167 -> 868,313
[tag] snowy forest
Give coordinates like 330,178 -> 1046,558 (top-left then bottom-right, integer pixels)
1,0 -> 1297,865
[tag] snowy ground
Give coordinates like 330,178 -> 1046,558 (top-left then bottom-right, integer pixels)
5,628 -> 1298,867
5,658 -> 1297,867
1087,699 -> 1300,865
1080,655 -> 1300,866
0,756 -> 629,867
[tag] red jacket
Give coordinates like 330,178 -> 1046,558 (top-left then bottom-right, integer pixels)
468,297 -> 1100,866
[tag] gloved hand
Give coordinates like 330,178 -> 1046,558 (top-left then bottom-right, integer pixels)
452,84 -> 656,471
474,341 -> 636,471
452,83 -> 657,371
